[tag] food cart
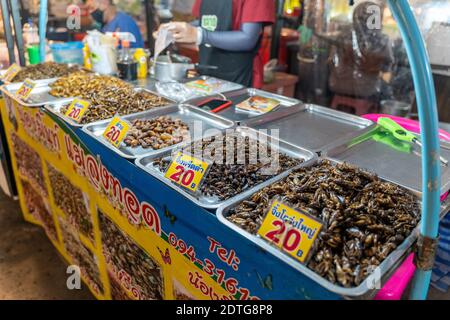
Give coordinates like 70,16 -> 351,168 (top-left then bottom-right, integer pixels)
0,0 -> 445,300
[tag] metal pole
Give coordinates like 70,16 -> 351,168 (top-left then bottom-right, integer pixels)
270,0 -> 286,60
144,0 -> 156,53
388,0 -> 441,300
39,0 -> 48,62
8,0 -> 25,66
0,0 -> 15,64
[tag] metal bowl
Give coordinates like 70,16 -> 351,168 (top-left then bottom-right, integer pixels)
380,100 -> 412,117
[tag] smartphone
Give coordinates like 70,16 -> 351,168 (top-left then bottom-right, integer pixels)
196,98 -> 232,113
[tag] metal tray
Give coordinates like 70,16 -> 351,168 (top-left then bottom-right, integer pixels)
82,104 -> 235,159
0,63 -> 82,85
43,88 -> 177,128
242,104 -> 375,154
184,88 -> 302,124
135,127 -> 317,209
325,126 -> 450,198
0,79 -> 70,107
216,157 -> 427,299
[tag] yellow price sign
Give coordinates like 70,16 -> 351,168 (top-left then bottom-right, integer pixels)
2,63 -> 21,82
164,152 -> 210,192
65,99 -> 90,123
103,116 -> 130,148
16,78 -> 36,101
258,200 -> 323,263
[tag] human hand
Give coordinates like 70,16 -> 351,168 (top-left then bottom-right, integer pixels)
166,22 -> 198,44
153,23 -> 170,39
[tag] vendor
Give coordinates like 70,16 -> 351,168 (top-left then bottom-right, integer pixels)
160,0 -> 275,88
327,0 -> 393,102
92,0 -> 144,48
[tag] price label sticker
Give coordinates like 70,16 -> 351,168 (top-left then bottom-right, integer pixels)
103,116 -> 130,148
15,78 -> 36,101
164,152 -> 210,192
1,63 -> 21,82
65,99 -> 90,123
185,79 -> 212,93
258,200 -> 323,263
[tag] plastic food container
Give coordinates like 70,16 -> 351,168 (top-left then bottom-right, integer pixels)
50,41 -> 84,65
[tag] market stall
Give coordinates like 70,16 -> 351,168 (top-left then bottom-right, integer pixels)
0,0 -> 446,300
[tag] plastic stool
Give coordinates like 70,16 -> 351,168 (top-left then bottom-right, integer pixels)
331,94 -> 377,116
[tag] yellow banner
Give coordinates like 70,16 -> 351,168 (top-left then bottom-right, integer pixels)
0,96 -> 235,300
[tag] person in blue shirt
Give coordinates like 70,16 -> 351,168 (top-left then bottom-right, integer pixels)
92,0 -> 144,48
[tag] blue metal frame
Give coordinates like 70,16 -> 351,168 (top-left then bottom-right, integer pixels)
39,0 -> 48,62
388,0 -> 441,299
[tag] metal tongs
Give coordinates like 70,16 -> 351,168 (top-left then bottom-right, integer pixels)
377,117 -> 448,166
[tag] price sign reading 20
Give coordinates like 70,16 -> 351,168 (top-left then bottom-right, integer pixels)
65,99 -> 90,123
103,116 -> 130,148
16,78 -> 36,101
165,152 -> 210,192
258,200 -> 323,263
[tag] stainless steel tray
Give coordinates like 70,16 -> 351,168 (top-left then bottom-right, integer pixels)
3,77 -> 58,86
242,104 -> 375,154
184,88 -> 301,124
135,127 -> 317,209
43,88 -> 177,128
0,79 -> 70,107
82,104 -> 235,159
216,157 -> 427,299
0,63 -> 81,85
325,126 -> 450,198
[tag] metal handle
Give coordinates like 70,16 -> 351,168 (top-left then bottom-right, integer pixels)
388,0 -> 441,300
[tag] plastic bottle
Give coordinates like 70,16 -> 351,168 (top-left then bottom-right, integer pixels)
82,43 -> 92,70
134,48 -> 148,79
117,40 -> 138,80
23,18 -> 39,46
23,18 -> 40,64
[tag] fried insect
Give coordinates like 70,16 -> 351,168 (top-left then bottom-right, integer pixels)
11,62 -> 82,82
227,160 -> 420,288
154,131 -> 302,201
52,72 -> 170,123
124,116 -> 190,150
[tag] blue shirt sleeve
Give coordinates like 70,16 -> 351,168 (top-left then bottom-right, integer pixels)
102,12 -> 144,48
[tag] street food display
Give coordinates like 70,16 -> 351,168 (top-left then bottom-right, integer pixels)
49,71 -> 131,97
48,72 -> 172,124
0,61 -> 445,301
124,116 -> 190,150
10,62 -> 81,83
153,130 -> 303,202
226,160 -> 420,288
